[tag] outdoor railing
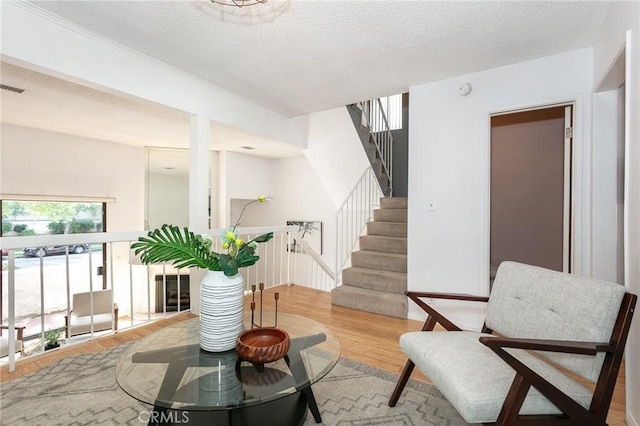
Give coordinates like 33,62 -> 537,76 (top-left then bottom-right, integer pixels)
0,224 -> 331,372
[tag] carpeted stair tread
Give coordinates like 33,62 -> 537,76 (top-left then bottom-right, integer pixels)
367,221 -> 407,238
331,285 -> 407,318
341,267 -> 407,293
351,250 -> 407,273
373,208 -> 407,223
380,197 -> 408,209
359,235 -> 406,254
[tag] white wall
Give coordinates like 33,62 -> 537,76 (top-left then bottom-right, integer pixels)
0,123 -> 145,232
147,173 -> 189,230
408,49 -> 593,328
270,156 -> 337,266
592,89 -> 624,284
294,107 -> 371,206
217,153 -> 336,266
221,152 -> 275,228
224,152 -> 274,201
592,3 -> 640,424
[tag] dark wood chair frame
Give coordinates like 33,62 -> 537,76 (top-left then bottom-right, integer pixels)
389,291 -> 637,425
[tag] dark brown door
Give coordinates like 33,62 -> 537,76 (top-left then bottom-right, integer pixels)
490,106 -> 572,274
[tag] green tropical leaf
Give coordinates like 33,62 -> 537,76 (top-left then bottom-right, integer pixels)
131,223 -> 273,275
219,254 -> 239,276
248,232 -> 273,244
237,254 -> 260,268
131,224 -> 220,271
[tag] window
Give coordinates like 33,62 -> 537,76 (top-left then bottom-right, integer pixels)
370,94 -> 403,132
1,200 -> 104,237
1,199 -> 106,340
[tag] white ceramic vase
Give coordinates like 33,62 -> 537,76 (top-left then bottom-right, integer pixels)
198,351 -> 244,404
199,270 -> 245,352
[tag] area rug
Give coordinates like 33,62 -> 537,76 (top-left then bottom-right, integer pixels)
0,342 -> 469,425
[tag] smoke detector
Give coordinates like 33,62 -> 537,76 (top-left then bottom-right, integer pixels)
458,83 -> 472,96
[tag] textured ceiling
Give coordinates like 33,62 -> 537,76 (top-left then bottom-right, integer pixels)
1,0 -> 613,166
29,0 -> 611,117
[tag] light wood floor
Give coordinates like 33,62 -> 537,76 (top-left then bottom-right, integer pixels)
0,285 -> 627,425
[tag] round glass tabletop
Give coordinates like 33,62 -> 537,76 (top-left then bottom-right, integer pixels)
116,312 -> 341,411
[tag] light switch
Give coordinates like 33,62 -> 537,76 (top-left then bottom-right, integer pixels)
427,200 -> 437,212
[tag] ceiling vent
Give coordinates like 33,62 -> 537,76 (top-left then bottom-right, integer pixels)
0,84 -> 26,94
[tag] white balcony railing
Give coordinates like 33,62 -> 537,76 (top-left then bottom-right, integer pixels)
0,225 -> 333,372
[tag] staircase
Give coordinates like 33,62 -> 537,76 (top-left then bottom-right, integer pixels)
331,197 -> 407,318
346,102 -> 393,196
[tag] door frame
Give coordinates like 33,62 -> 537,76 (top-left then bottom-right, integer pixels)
483,101 -> 577,291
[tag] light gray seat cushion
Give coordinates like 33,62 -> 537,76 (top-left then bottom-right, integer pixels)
0,335 -> 23,357
68,313 -> 114,337
400,331 -> 593,424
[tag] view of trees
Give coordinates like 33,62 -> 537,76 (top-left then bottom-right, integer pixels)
1,201 -> 103,236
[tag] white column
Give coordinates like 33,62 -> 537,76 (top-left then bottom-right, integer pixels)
189,115 -> 210,233
189,114 -> 210,315
217,151 -> 228,229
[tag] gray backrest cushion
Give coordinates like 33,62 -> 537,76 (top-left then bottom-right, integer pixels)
486,262 -> 625,383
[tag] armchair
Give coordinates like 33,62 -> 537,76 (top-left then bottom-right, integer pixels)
65,289 -> 118,338
389,261 -> 636,425
0,325 -> 26,357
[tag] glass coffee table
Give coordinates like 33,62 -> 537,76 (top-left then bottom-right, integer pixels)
116,312 -> 340,425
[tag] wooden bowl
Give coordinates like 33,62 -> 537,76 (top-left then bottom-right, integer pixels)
235,327 -> 290,364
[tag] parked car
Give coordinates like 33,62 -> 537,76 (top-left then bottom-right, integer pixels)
1,249 -> 8,257
23,244 -> 90,257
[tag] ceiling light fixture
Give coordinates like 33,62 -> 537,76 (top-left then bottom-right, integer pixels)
210,0 -> 267,7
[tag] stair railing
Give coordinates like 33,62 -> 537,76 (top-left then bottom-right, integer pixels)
286,231 -> 335,291
357,98 -> 394,196
334,167 -> 384,287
